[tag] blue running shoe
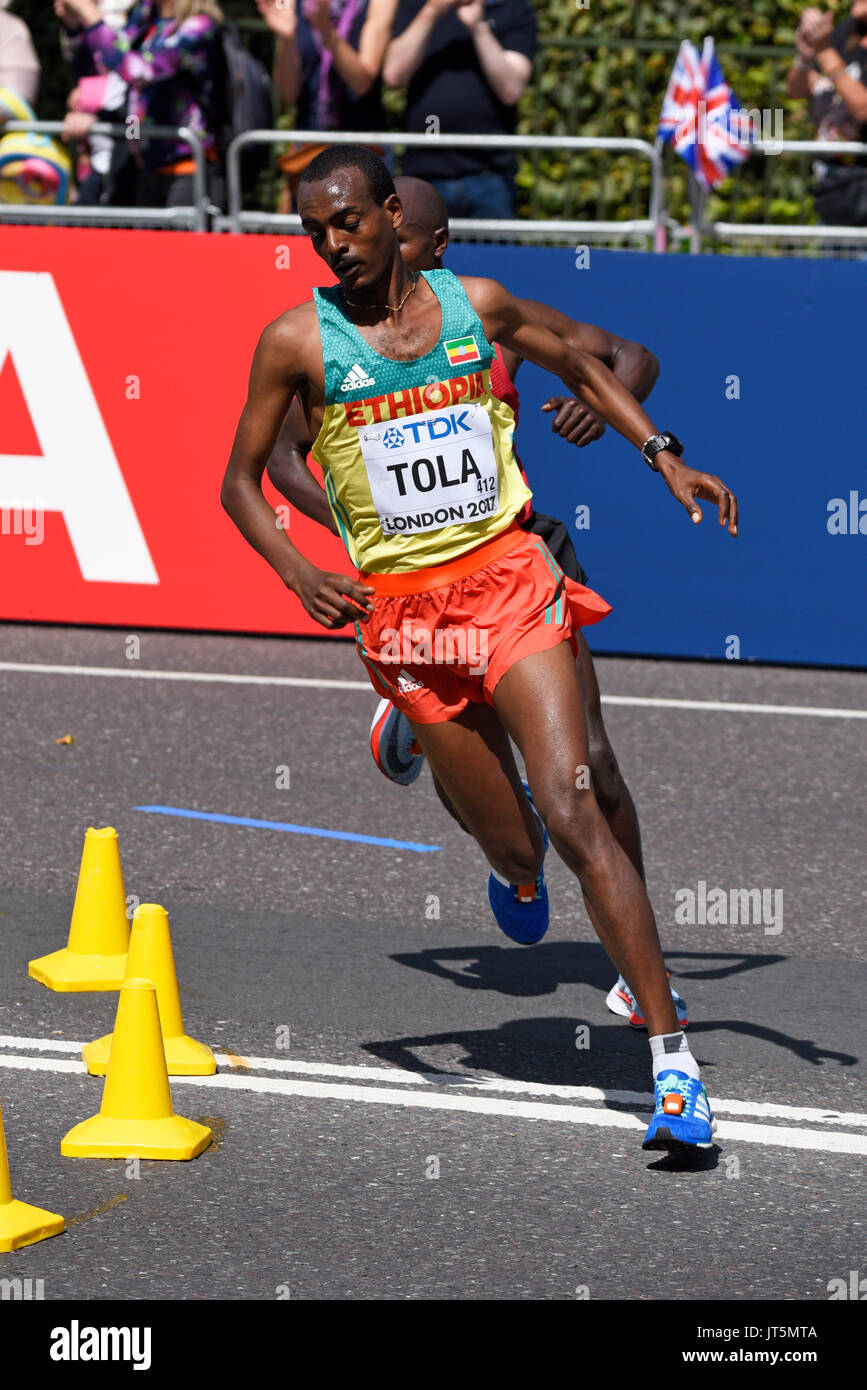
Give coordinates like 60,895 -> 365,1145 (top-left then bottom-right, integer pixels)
487,782 -> 549,945
642,1070 -> 717,1153
369,699 -> 425,786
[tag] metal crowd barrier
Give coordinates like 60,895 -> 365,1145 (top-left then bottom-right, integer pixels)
0,121 -> 209,231
4,121 -> 865,253
222,129 -> 665,249
687,139 -> 867,251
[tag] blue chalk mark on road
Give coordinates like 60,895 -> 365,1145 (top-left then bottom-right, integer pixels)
134,805 -> 442,853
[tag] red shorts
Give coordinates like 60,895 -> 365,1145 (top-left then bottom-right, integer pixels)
354,523 -> 611,724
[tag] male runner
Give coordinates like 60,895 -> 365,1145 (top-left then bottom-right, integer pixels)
222,145 -> 738,1153
265,175 -> 684,1030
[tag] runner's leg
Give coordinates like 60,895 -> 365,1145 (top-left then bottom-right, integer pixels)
493,640 -> 677,1037
407,704 -> 544,886
572,629 -> 645,880
426,632 -> 645,882
430,766 -> 470,833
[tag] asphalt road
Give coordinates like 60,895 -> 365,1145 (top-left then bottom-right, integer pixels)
0,623 -> 865,1302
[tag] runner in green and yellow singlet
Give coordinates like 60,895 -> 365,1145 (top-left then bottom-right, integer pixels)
222,146 -> 739,1156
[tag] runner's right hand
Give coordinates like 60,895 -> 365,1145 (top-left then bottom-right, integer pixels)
290,562 -> 375,629
541,396 -> 606,446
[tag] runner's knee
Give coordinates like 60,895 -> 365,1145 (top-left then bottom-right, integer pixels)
541,788 -> 611,871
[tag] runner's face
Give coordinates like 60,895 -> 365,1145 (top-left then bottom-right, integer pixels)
299,169 -> 400,291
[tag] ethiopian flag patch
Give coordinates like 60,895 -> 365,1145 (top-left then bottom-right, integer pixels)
443,335 -> 481,367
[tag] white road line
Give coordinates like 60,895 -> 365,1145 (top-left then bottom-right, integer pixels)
2,1044 -> 866,1138
172,1077 -> 867,1155
0,661 -> 370,692
0,1055 -> 84,1074
0,661 -> 864,720
1,1054 -> 863,1155
208,1056 -> 867,1128
601,694 -> 867,720
0,1035 -> 82,1053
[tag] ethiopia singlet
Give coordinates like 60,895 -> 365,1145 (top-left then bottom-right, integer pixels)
310,268 -> 532,573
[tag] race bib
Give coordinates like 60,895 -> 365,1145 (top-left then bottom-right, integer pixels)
358,403 -> 499,537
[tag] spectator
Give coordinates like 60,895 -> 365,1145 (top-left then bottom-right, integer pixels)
60,2 -> 132,206
0,1 -> 40,114
383,0 -> 536,220
62,71 -> 130,204
256,0 -> 398,207
789,2 -> 867,224
54,0 -> 225,210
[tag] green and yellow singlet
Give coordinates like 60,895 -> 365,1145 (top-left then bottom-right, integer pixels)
310,268 -> 532,573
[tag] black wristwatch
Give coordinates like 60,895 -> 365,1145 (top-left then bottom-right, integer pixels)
641,431 -> 684,472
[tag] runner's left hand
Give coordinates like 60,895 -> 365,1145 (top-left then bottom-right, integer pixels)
658,455 -> 738,536
541,396 -> 606,446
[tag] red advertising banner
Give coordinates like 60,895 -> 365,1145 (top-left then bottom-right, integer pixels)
0,226 -> 348,635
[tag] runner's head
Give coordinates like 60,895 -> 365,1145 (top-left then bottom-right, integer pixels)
393,177 -> 450,271
298,146 -> 402,295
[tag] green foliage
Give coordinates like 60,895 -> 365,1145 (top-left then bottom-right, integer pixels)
9,0 -> 822,231
520,1 -> 818,231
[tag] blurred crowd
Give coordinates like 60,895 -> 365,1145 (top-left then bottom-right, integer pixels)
0,0 -> 538,217
1,1 -> 867,226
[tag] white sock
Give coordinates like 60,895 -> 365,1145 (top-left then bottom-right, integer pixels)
649,1031 -> 700,1083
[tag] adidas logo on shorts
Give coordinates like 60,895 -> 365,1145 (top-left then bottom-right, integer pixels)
340,363 -> 376,392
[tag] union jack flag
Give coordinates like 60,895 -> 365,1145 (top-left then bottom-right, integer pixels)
658,37 -> 753,188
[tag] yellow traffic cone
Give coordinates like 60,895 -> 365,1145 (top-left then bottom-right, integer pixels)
82,904 -> 215,1076
0,1100 -> 64,1252
61,980 -> 211,1160
29,827 -> 130,991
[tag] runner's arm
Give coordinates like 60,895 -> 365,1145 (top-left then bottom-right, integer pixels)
266,399 -> 339,536
221,314 -> 374,624
519,299 -> 658,447
520,300 -> 659,402
469,277 -> 737,534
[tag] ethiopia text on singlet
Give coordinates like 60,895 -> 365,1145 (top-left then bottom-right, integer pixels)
310,268 -> 532,574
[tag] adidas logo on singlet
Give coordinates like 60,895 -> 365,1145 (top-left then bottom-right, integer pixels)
340,363 -> 376,392
396,668 -> 424,694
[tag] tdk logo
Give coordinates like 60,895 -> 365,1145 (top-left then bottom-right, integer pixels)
403,411 -> 473,444
382,427 -> 405,449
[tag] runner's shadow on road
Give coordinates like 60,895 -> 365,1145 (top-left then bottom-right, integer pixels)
363,1022 -> 724,1171
385,944 -> 857,1069
661,950 -> 787,982
364,1015 -> 662,1091
682,1020 -> 858,1067
391,940 -> 622,998
390,942 -> 785,999
645,1146 -> 721,1174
